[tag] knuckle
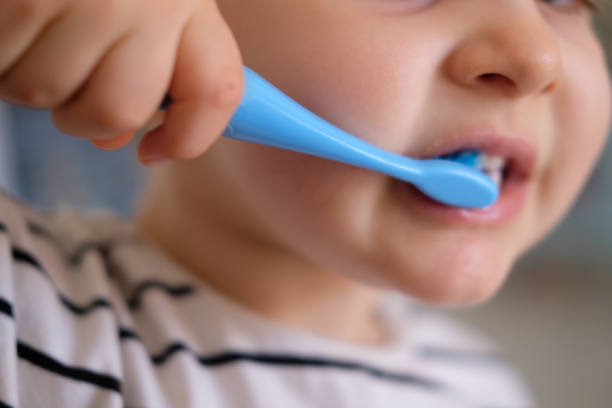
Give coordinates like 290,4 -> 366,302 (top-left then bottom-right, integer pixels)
91,0 -> 126,23
2,80 -> 65,108
11,0 -> 43,23
205,71 -> 243,110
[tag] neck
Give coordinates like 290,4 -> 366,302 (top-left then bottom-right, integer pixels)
133,160 -> 388,346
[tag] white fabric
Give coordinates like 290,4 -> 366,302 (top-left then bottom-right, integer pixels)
0,189 -> 534,408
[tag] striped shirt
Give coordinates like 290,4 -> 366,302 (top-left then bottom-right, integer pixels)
0,189 -> 533,408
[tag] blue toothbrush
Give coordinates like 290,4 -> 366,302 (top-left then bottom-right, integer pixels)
160,66 -> 497,208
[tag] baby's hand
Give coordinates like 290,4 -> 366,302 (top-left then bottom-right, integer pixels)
0,0 -> 243,165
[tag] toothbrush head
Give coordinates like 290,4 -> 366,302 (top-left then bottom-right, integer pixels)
415,152 -> 498,208
439,150 -> 483,169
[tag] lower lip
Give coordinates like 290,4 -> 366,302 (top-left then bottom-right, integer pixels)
395,175 -> 530,226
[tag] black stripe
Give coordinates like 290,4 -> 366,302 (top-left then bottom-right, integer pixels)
118,327 -> 141,341
25,220 -> 138,267
68,236 -> 143,267
26,221 -> 74,265
12,247 -> 43,270
120,332 -> 444,389
123,316 -> 446,391
17,341 -> 121,393
148,341 -> 443,390
0,297 -> 14,318
416,346 -> 506,364
26,221 -> 100,270
26,219 -> 92,266
13,246 -> 115,316
0,222 -> 6,232
26,221 -> 56,242
69,241 -> 111,266
0,399 -> 14,408
127,280 -> 196,310
23,224 -> 197,310
12,245 -> 195,320
58,296 -> 113,316
22,223 -> 198,309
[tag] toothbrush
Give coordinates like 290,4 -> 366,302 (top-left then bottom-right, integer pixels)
160,66 -> 498,208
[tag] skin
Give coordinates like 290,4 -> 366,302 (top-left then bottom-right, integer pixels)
134,0 -> 611,345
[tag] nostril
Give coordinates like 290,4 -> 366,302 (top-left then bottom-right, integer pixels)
478,73 -> 516,88
541,80 -> 558,93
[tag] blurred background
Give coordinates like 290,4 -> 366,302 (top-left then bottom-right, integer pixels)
1,6 -> 611,408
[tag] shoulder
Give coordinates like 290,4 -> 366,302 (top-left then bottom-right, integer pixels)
407,306 -> 535,407
0,189 -> 171,408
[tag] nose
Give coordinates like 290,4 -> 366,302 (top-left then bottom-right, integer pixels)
444,2 -> 563,98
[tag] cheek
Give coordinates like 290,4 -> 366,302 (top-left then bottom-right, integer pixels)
533,49 -> 612,243
218,139 -> 389,270
224,0 -> 436,152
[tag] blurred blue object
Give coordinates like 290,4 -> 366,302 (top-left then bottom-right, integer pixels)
0,102 -> 18,194
1,103 -> 145,216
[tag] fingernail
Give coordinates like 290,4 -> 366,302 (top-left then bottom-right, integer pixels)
90,132 -> 133,150
142,155 -> 170,166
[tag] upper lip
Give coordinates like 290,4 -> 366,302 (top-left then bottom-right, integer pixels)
414,129 -> 539,180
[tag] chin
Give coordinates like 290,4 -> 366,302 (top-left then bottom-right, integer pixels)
379,249 -> 517,307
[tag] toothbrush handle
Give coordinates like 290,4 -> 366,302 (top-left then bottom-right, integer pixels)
159,67 -> 419,179
220,67 -> 420,180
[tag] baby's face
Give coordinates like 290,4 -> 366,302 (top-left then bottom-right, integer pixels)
209,0 -> 611,304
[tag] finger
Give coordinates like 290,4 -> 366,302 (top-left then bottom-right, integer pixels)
137,1 -> 243,164
89,131 -> 133,150
0,1 -> 129,109
0,0 -> 64,74
51,9 -> 184,141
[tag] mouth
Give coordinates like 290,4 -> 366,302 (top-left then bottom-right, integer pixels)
395,130 -> 538,226
428,132 -> 538,184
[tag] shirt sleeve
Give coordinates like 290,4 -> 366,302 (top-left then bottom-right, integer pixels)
0,190 -> 125,408
0,190 -> 32,408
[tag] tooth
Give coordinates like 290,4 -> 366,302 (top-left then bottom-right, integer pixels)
485,170 -> 503,188
481,154 -> 506,170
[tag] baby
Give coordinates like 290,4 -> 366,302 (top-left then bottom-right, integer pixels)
0,0 -> 610,407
